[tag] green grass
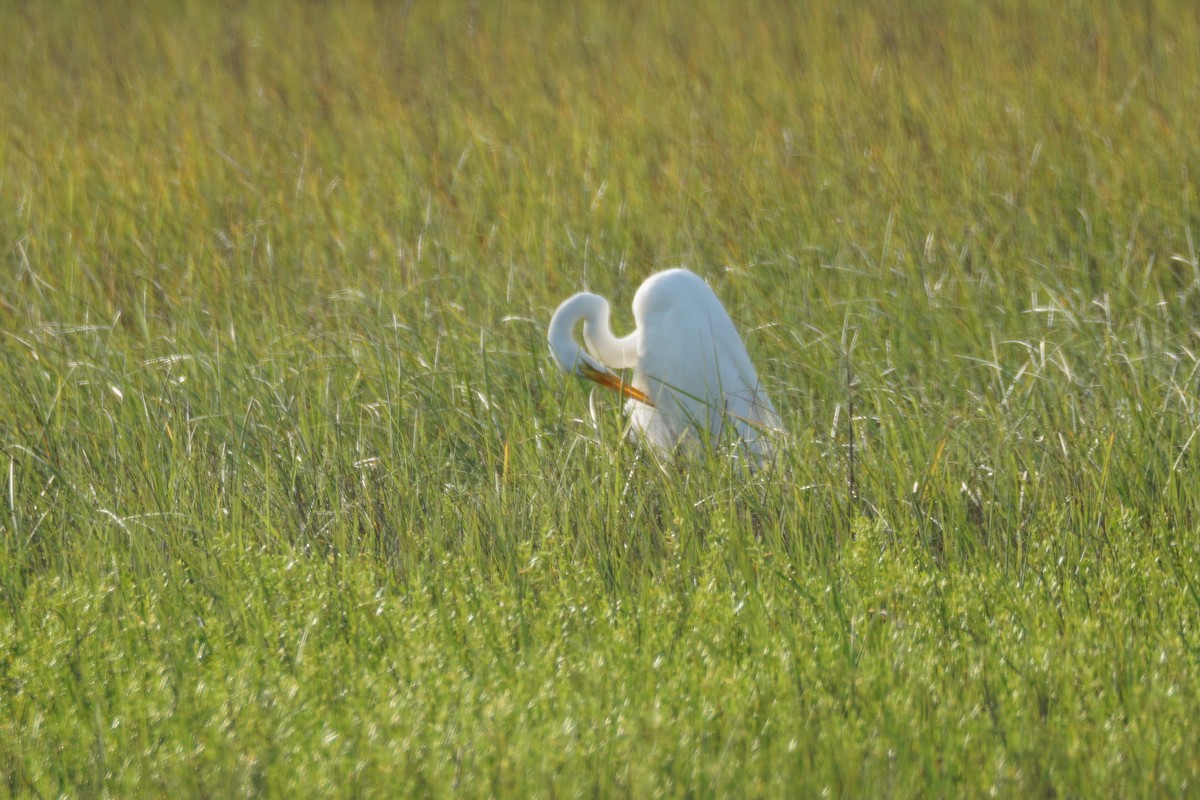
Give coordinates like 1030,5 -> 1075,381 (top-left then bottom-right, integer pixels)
3,0 -> 1200,795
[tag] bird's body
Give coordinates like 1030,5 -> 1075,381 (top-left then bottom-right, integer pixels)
548,268 -> 779,462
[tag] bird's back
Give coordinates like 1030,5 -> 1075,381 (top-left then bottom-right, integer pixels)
628,269 -> 779,458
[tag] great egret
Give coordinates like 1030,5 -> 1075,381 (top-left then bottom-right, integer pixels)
547,268 -> 780,461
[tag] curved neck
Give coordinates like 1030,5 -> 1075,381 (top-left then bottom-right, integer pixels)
549,292 -> 639,370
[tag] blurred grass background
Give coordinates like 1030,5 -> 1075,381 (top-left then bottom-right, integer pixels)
2,0 -> 1200,795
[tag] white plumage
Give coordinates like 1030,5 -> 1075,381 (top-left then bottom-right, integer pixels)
548,268 -> 779,462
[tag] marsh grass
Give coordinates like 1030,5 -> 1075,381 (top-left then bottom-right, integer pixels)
3,0 -> 1200,796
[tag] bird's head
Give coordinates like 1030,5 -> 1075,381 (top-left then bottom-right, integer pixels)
548,296 -> 653,406
554,346 -> 653,406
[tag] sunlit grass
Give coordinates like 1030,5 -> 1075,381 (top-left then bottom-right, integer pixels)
2,0 -> 1200,796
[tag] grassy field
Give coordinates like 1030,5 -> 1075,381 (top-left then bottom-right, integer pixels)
3,0 -> 1200,795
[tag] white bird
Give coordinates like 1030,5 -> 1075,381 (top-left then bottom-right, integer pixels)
547,268 -> 780,462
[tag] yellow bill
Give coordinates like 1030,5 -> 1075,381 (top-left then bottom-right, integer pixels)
581,363 -> 654,406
